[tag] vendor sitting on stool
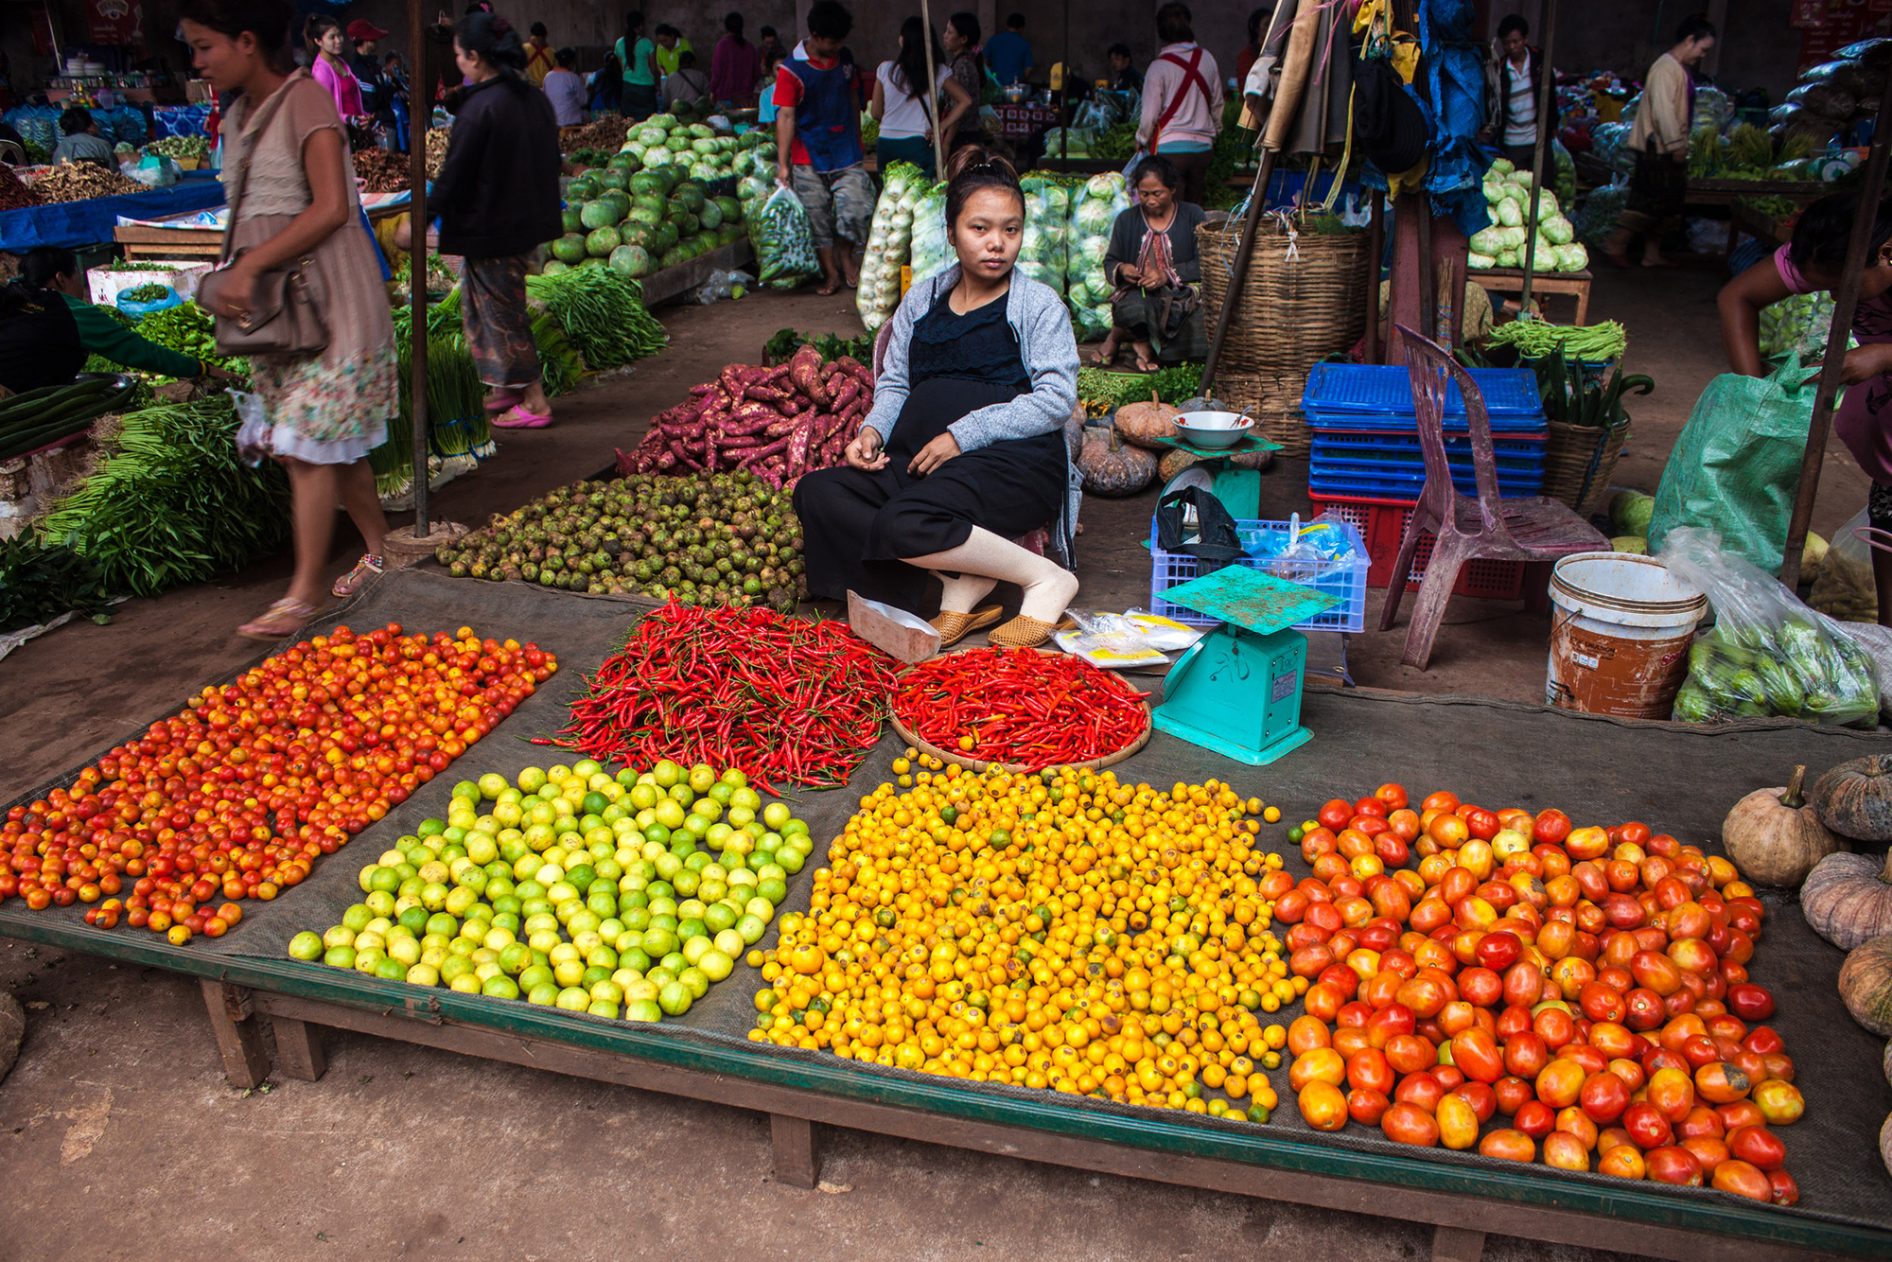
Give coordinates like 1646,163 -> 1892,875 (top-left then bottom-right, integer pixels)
0,247 -> 229,394
793,146 -> 1082,649
1095,155 -> 1208,371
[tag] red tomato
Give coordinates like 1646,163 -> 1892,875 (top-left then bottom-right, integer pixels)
1622,1101 -> 1674,1150
1645,1145 -> 1705,1186
1380,1101 -> 1441,1147
1726,983 -> 1775,1021
1726,1124 -> 1785,1171
1478,1128 -> 1537,1162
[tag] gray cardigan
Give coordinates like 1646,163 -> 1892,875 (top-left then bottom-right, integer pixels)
864,264 -> 1084,565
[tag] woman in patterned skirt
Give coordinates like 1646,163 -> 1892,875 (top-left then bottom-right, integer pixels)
182,0 -> 397,639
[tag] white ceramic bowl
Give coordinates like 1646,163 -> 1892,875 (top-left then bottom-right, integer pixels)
1173,411 -> 1254,449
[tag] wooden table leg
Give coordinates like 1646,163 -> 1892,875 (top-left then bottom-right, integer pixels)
271,1015 -> 327,1082
770,1113 -> 821,1188
1573,281 -> 1590,328
1431,1223 -> 1487,1262
200,979 -> 270,1089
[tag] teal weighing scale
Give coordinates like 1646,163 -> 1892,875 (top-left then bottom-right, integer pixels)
1152,565 -> 1339,766
1149,430 -> 1281,519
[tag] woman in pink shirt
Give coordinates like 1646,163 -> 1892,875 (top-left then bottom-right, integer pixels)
1135,3 -> 1223,205
1720,189 -> 1892,625
307,15 -> 366,124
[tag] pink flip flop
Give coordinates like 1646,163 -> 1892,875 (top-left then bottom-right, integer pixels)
492,404 -> 552,429
483,388 -> 524,413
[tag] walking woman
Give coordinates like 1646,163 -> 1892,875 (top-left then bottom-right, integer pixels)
414,12 -> 562,428
305,14 -> 366,128
182,0 -> 395,638
871,17 -> 973,177
942,12 -> 986,149
616,12 -> 659,121
793,147 -> 1082,648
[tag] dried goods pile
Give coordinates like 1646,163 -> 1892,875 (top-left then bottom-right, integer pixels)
30,163 -> 143,203
351,147 -> 409,193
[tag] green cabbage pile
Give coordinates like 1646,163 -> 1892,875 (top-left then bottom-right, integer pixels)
1468,160 -> 1586,272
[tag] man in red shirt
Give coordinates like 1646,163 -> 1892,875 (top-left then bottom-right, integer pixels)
774,0 -> 872,295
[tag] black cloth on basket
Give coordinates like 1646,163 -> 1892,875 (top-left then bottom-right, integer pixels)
793,287 -> 1069,614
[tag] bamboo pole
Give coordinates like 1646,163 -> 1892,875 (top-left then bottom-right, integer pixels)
1779,72 -> 1892,587
1364,190 -> 1385,363
919,0 -> 945,175
408,0 -> 430,535
1516,0 -> 1558,317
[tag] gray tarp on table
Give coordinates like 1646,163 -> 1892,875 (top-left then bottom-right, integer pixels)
4,567 -> 1890,1233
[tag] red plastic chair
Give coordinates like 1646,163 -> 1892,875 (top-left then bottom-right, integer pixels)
1378,325 -> 1609,669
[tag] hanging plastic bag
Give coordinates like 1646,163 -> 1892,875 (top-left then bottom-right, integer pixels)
749,184 -> 820,288
1647,358 -> 1819,572
229,388 -> 271,468
1661,526 -> 1881,728
1811,509 -> 1880,623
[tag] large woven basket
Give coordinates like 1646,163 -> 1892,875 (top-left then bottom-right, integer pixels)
1543,419 -> 1630,518
1204,370 -> 1312,457
1198,217 -> 1372,376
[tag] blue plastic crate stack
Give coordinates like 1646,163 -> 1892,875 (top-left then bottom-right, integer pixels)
1300,363 -> 1548,500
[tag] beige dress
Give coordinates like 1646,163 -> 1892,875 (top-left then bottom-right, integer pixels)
221,71 -> 395,464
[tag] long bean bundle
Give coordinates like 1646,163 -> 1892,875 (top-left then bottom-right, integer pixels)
1488,319 -> 1628,362
525,267 -> 667,370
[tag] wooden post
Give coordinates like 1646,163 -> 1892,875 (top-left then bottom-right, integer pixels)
770,1113 -> 822,1187
1780,73 -> 1892,587
271,1016 -> 328,1081
200,980 -> 270,1089
408,0 -> 431,536
1517,0 -> 1559,316
1365,190 -> 1386,364
920,0 -> 945,176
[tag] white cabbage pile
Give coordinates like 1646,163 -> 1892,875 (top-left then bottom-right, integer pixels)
1468,159 -> 1587,272
1017,174 -> 1072,297
907,180 -> 953,284
856,161 -> 927,332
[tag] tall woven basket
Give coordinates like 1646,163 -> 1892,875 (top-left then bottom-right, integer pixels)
1543,419 -> 1631,518
1198,217 -> 1372,457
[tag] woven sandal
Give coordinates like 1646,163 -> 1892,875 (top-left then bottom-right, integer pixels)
987,615 -> 1065,649
930,604 -> 1003,648
331,553 -> 383,598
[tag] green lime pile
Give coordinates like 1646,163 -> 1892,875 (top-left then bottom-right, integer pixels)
286,759 -> 815,1022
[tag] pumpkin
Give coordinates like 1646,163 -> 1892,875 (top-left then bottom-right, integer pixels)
1114,391 -> 1184,450
1721,765 -> 1842,887
1881,1113 -> 1892,1180
1076,424 -> 1158,497
1156,447 -> 1274,482
1801,849 -> 1892,950
1884,1038 -> 1892,1088
1838,935 -> 1892,1036
1813,754 -> 1892,843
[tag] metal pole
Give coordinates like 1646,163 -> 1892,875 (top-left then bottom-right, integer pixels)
1364,190 -> 1385,364
1780,74 -> 1892,587
919,0 -> 945,176
1517,0 -> 1558,317
408,0 -> 430,536
1059,0 -> 1070,163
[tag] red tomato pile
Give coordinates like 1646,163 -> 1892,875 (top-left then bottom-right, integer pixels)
1271,784 -> 1805,1205
1,624 -> 556,943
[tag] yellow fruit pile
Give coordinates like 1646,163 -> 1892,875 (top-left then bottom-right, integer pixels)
750,756 -> 1300,1121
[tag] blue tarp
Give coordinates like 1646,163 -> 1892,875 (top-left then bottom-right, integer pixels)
0,172 -> 227,252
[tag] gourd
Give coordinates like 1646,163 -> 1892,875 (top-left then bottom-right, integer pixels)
1113,391 -> 1184,449
1800,850 -> 1892,950
1076,424 -> 1158,497
1837,935 -> 1892,1035
1881,1113 -> 1892,1180
1721,765 -> 1842,887
1156,447 -> 1273,482
1812,754 -> 1892,843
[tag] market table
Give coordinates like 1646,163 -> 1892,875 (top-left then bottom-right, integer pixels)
1474,266 -> 1593,325
113,191 -> 413,263
3,568 -> 1889,1262
0,172 -> 226,253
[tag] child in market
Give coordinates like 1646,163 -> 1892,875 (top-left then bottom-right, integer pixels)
1717,188 -> 1892,626
773,0 -> 873,296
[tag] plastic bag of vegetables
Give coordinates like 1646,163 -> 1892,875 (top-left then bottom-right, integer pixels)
857,160 -> 925,332
1017,174 -> 1072,298
750,185 -> 820,287
1662,525 -> 1881,728
1065,172 -> 1130,340
907,180 -> 952,284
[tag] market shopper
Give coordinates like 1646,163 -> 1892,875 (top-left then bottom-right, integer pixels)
346,19 -> 392,132
1137,4 -> 1223,206
0,248 -> 231,392
305,14 -> 366,126
523,22 -> 556,87
662,50 -> 711,110
1096,155 -> 1208,370
412,12 -> 562,431
793,147 -> 1082,649
710,12 -> 761,108
654,24 -> 692,80
1602,16 -> 1716,269
1233,7 -> 1266,86
1718,189 -> 1892,626
543,47 -> 589,127
181,0 -> 394,639
774,1 -> 873,296
617,12 -> 660,121
49,108 -> 115,168
871,18 -> 974,178
1483,14 -> 1557,172
942,13 -> 987,149
1108,45 -> 1143,93
984,12 -> 1034,87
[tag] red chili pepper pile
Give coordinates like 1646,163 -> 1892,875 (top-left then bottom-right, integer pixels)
547,602 -> 896,792
892,647 -> 1150,769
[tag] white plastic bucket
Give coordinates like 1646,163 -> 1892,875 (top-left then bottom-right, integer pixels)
1546,552 -> 1707,719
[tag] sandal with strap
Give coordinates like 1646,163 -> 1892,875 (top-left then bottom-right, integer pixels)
493,404 -> 553,429
238,597 -> 322,642
930,604 -> 1003,649
331,552 -> 384,598
987,614 -> 1069,649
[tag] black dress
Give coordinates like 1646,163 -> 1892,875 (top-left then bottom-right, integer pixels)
793,286 -> 1069,614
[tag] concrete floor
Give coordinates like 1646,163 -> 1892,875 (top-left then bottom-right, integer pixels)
0,263 -> 1862,1261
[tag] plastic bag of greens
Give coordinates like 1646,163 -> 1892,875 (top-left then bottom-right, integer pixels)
750,185 -> 820,287
908,180 -> 952,284
857,160 -> 925,332
1017,174 -> 1071,297
1066,172 -> 1130,341
1662,526 -> 1881,728
1811,509 -> 1881,624
1648,358 -> 1819,572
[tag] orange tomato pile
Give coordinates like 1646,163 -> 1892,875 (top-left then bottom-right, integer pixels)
0,624 -> 556,943
1274,784 -> 1804,1205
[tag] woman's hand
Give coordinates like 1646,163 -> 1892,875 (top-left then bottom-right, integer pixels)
1832,343 -> 1892,385
845,428 -> 889,470
1117,263 -> 1143,287
210,260 -> 258,321
908,431 -> 960,476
